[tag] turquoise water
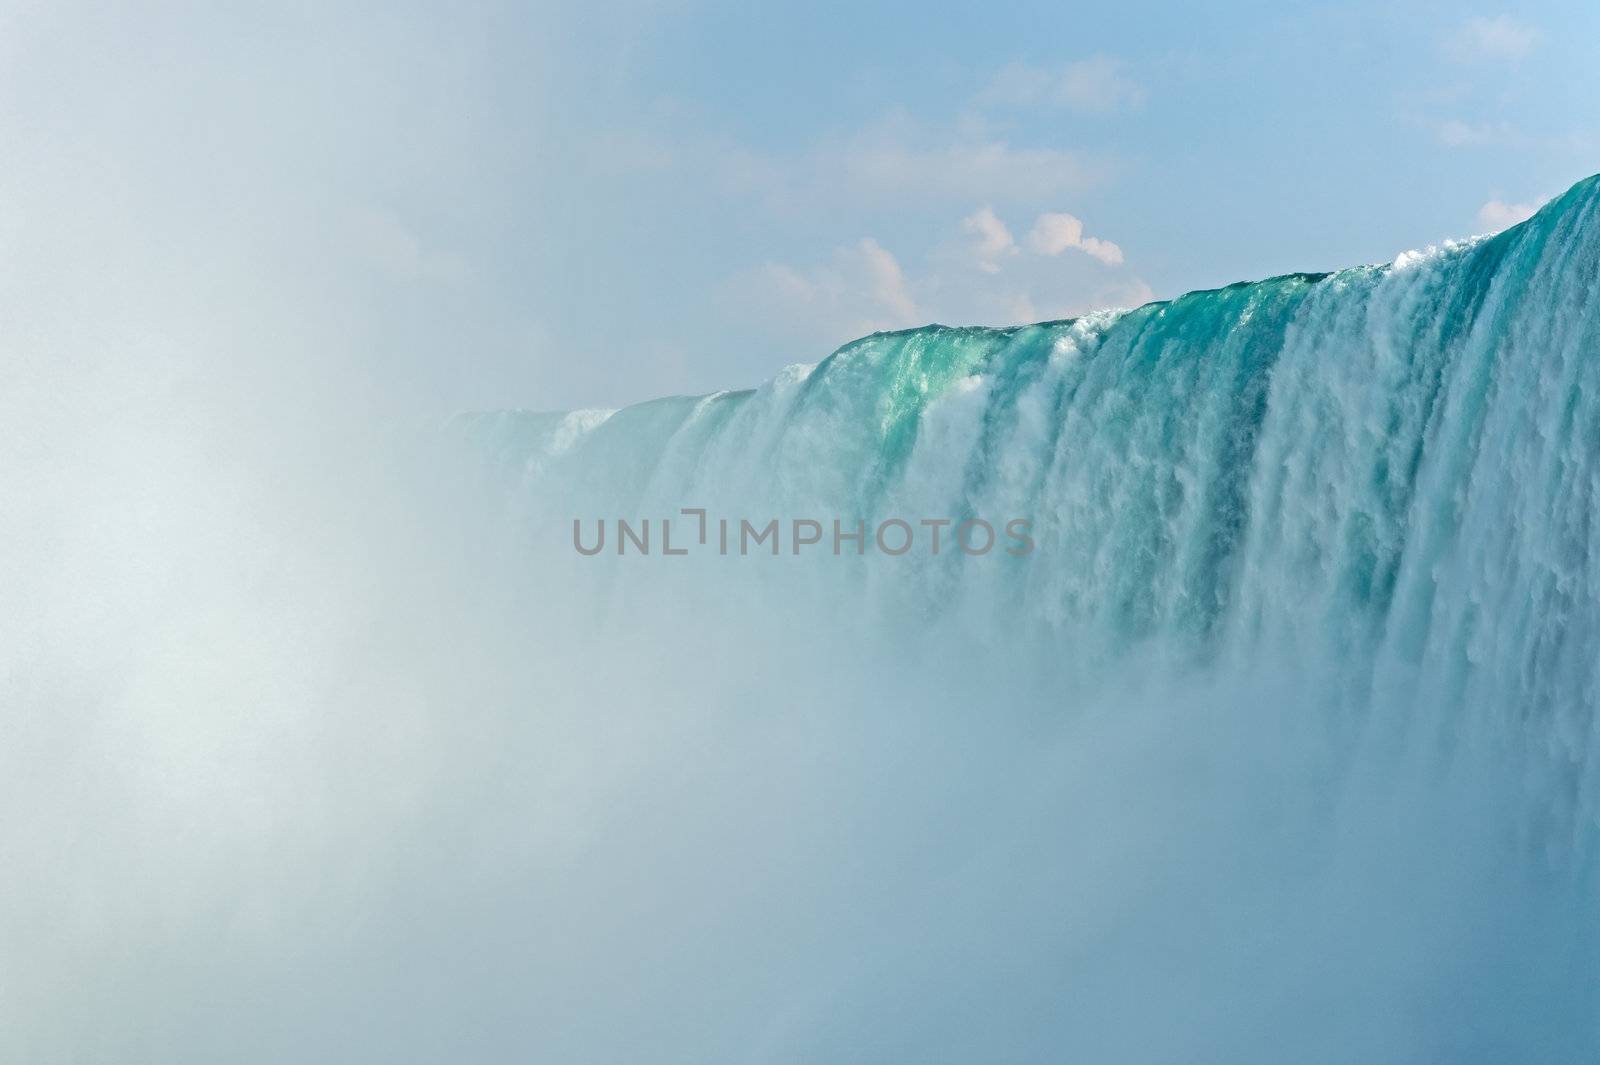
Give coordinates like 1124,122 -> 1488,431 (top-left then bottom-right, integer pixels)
439,175 -> 1600,1060
470,174 -> 1600,806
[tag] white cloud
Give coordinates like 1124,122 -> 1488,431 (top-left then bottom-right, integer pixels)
981,57 -> 1145,112
962,206 -> 1017,273
727,209 -> 1150,353
1027,212 -> 1084,255
1445,15 -> 1538,62
1026,211 -> 1124,265
1476,197 -> 1544,232
1078,236 -> 1124,266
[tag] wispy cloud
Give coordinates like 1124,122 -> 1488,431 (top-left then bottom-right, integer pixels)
1444,15 -> 1538,62
731,238 -> 923,343
1476,197 -> 1544,232
856,238 -> 918,321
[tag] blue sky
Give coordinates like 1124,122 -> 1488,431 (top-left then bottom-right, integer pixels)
3,1 -> 1596,412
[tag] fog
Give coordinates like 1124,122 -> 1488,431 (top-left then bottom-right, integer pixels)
11,476 -> 1593,1063
9,351 -> 1595,1062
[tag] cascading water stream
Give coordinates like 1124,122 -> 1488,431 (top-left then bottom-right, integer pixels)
462,173 -> 1600,844
11,176 -> 1600,1065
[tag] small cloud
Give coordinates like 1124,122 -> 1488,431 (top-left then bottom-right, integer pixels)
1026,212 -> 1124,265
1078,236 -> 1124,266
726,209 -> 1149,352
1026,212 -> 1083,255
1477,197 -> 1544,232
962,206 -> 1017,273
980,56 -> 1145,113
1445,15 -> 1538,62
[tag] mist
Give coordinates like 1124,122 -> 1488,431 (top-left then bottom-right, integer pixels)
7,4 -> 1600,1063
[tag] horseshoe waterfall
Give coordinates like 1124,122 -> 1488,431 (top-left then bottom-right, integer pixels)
448,173 -> 1600,1061
12,175 -> 1600,1065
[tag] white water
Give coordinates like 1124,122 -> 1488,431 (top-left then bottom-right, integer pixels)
7,177 -> 1600,1062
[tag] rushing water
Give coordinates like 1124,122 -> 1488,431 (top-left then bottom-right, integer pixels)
10,176 -> 1600,1064
441,175 -> 1600,1060
469,174 -> 1600,832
